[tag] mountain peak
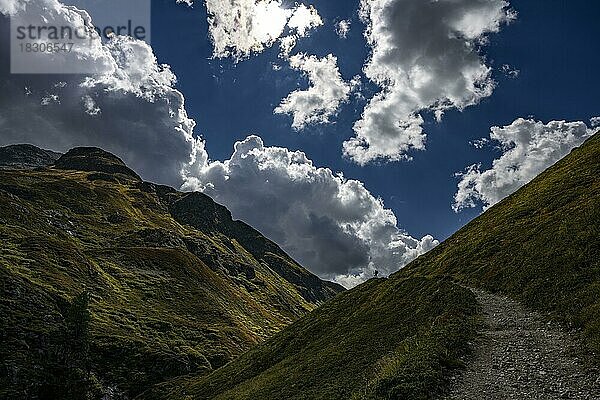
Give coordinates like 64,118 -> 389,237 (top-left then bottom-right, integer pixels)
169,192 -> 233,233
169,191 -> 345,302
53,147 -> 141,180
0,144 -> 345,398
0,144 -> 61,169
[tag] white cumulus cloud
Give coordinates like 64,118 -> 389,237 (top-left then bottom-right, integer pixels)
336,20 -> 351,38
287,4 -> 322,36
274,54 -> 355,130
453,118 -> 596,211
344,0 -> 515,165
0,0 -> 203,185
277,4 -> 323,58
183,136 -> 437,286
205,0 -> 322,60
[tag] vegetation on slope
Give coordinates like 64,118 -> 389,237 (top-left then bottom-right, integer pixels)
403,133 -> 600,354
0,146 -> 343,399
146,134 -> 599,399
143,277 -> 479,400
3,131 -> 598,399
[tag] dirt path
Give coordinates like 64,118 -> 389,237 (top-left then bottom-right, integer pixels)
442,288 -> 600,400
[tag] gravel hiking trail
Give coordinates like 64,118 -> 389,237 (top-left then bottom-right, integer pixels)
442,288 -> 600,399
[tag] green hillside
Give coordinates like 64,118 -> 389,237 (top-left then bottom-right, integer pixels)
403,132 -> 600,353
146,133 -> 599,399
144,277 -> 479,400
0,146 -> 343,399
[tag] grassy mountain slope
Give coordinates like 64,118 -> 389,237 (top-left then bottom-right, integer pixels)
0,146 -> 343,399
147,133 -> 599,399
144,277 -> 479,400
403,132 -> 600,353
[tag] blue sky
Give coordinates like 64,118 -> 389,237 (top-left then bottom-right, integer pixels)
150,0 -> 600,240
